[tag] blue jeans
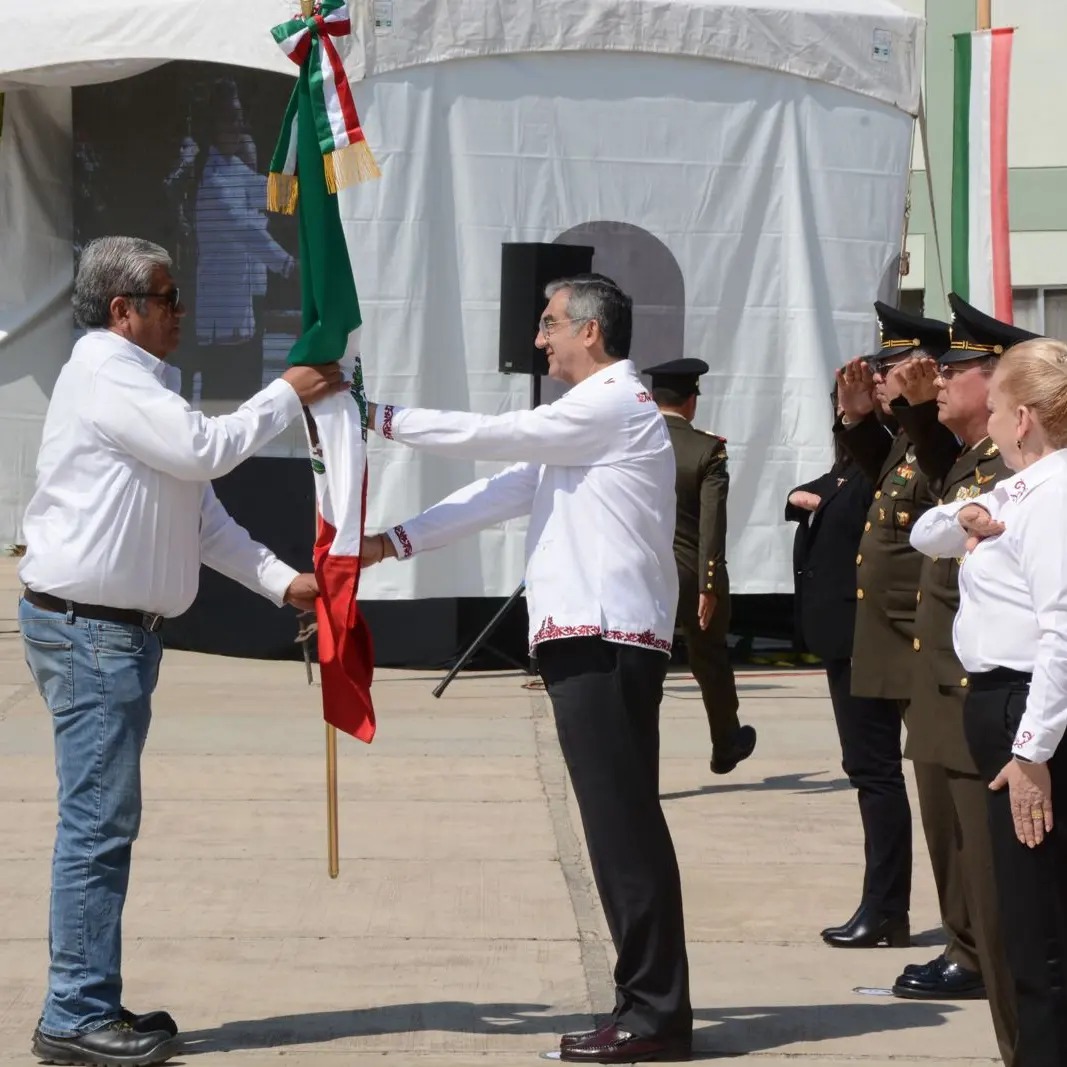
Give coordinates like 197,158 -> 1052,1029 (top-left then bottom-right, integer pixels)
19,597 -> 163,1038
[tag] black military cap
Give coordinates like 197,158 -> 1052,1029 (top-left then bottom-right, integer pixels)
868,301 -> 951,362
645,358 -> 709,397
943,293 -> 1040,363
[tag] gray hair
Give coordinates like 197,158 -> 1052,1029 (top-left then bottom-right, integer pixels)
544,273 -> 633,359
73,236 -> 173,328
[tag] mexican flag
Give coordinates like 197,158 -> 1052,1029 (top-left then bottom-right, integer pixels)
951,28 -> 1015,322
268,1 -> 378,743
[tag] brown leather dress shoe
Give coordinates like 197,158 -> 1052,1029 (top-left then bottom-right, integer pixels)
560,1028 -> 599,1049
559,1023 -> 692,1063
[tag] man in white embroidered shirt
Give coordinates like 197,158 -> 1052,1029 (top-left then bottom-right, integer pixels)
361,275 -> 691,1063
19,236 -> 345,1067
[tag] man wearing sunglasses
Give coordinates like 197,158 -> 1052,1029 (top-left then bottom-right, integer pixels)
821,305 -> 956,953
881,294 -> 1037,1065
18,236 -> 345,1067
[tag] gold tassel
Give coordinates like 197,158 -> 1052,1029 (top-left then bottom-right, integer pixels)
267,172 -> 299,215
324,140 -> 381,194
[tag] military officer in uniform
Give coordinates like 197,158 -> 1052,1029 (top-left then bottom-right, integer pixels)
646,358 -> 756,775
825,303 -> 959,948
885,294 -> 1037,1065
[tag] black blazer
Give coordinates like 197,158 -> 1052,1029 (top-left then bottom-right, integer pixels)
785,460 -> 874,662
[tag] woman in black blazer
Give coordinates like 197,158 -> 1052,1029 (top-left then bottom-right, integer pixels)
786,411 -> 913,947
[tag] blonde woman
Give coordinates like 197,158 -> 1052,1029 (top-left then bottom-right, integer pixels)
910,337 -> 1067,1065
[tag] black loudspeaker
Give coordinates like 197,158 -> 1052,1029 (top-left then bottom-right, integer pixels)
498,242 -> 594,376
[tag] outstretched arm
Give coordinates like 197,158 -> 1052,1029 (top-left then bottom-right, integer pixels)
364,462 -> 540,565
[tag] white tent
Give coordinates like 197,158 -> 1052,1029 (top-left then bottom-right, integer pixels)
0,0 -> 924,603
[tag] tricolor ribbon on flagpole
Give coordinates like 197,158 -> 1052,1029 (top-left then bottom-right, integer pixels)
268,0 -> 379,214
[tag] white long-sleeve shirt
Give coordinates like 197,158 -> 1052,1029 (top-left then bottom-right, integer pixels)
910,449 -> 1067,762
375,360 -> 679,654
20,329 -> 302,616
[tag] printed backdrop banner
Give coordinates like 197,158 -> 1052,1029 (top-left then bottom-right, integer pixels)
0,33 -> 916,597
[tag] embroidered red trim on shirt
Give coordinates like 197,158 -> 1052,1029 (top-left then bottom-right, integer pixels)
381,405 -> 395,440
1013,730 -> 1034,750
392,524 -> 413,559
635,391 -> 653,403
531,616 -> 671,652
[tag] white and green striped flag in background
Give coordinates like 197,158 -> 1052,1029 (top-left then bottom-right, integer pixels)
951,28 -> 1015,321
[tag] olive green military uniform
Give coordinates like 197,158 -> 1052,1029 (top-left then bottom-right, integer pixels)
837,402 -> 952,701
663,412 -> 740,749
895,403 -> 1017,1066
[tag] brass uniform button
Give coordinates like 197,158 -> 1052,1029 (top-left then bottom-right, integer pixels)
857,588 -> 865,600
864,521 -> 872,532
874,490 -> 882,499
916,590 -> 922,603
961,677 -> 969,687
913,638 -> 921,651
856,553 -> 863,565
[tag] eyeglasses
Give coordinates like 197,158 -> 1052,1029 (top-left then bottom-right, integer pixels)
538,316 -> 590,337
936,359 -> 995,381
120,288 -> 181,311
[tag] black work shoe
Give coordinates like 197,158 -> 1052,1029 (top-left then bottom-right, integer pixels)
893,958 -> 986,999
31,1020 -> 176,1066
710,724 -> 757,775
821,904 -> 910,948
119,1010 -> 178,1039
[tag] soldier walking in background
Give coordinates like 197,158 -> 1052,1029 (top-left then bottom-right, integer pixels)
647,359 -> 756,775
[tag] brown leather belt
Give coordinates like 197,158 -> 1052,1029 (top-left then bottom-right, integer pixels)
24,588 -> 164,633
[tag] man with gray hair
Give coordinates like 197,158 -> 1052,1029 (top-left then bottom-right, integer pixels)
360,274 -> 693,1063
19,236 -> 343,1067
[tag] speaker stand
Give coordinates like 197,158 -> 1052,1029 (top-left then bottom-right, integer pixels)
432,582 -> 533,698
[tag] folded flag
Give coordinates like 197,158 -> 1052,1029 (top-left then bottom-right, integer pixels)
268,0 -> 379,742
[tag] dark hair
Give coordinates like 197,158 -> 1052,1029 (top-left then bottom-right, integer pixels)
830,383 -> 851,468
544,273 -> 633,359
651,386 -> 694,407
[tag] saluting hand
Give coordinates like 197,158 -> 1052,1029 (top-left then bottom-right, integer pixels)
893,356 -> 940,405
834,359 -> 875,423
958,504 -> 1005,552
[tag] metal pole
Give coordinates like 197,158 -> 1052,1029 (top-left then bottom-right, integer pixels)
977,0 -> 991,30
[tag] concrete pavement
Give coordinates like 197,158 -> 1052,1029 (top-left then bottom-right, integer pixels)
0,559 -> 1001,1065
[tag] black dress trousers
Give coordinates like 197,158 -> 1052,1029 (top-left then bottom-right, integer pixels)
825,657 -> 912,916
538,636 -> 692,1041
965,671 -> 1067,1067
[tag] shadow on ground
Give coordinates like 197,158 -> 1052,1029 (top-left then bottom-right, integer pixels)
177,998 -> 961,1056
661,772 -> 850,801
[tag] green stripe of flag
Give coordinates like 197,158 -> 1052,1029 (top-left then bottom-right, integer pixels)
951,32 -> 972,300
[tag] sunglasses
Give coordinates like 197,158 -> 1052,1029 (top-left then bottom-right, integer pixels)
121,288 -> 181,311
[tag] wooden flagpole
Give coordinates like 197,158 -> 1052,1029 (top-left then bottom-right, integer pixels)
977,0 -> 991,30
298,0 -> 340,880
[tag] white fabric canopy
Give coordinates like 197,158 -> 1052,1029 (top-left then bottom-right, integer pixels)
0,0 -> 922,113
0,0 -> 922,599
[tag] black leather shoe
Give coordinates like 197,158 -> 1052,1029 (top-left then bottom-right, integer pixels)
893,958 -> 986,999
559,1024 -> 692,1063
31,1021 -> 176,1066
119,1010 -> 178,1039
711,725 -> 757,775
821,905 -> 909,948
820,903 -> 865,941
900,953 -> 948,979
